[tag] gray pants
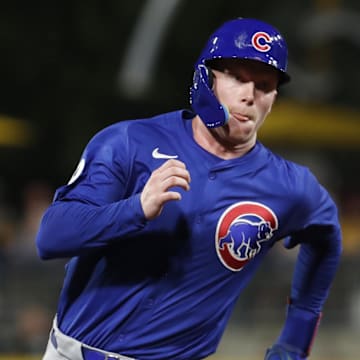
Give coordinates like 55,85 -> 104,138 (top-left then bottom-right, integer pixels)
43,317 -> 135,360
43,336 -> 70,360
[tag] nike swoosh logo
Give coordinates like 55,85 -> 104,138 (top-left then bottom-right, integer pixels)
152,147 -> 178,159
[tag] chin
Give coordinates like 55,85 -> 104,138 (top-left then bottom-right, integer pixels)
230,123 -> 254,139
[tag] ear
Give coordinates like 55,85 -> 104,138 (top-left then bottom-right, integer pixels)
272,88 -> 278,105
266,91 -> 278,116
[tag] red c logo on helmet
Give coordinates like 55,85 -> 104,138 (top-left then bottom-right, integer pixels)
251,31 -> 272,52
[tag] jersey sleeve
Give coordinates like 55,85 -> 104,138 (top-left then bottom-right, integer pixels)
36,124 -> 148,260
274,168 -> 342,356
283,168 -> 342,312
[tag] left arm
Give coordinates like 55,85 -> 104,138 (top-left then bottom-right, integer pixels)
266,170 -> 342,359
267,226 -> 341,359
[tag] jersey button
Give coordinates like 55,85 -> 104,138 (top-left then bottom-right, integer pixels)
209,171 -> 216,180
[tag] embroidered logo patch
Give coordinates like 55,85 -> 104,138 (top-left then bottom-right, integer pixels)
215,201 -> 278,271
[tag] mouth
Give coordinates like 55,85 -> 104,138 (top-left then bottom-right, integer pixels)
232,113 -> 252,122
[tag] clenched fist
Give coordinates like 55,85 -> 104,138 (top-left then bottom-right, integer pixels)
140,159 -> 191,220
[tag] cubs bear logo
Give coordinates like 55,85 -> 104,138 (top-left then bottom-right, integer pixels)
215,201 -> 278,271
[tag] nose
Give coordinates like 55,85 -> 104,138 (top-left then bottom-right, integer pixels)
239,81 -> 255,104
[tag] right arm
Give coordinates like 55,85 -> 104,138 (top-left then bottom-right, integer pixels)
36,136 -> 191,260
36,194 -> 146,259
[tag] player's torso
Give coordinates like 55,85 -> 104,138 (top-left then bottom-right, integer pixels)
59,112 -> 300,358
123,114 -> 294,274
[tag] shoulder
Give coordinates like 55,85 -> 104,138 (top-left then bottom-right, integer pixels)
88,110 -> 189,149
264,148 -> 314,187
269,148 -> 338,214
264,148 -> 330,205
83,110 -> 187,157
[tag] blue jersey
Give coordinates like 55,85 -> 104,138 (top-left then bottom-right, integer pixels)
36,110 -> 341,360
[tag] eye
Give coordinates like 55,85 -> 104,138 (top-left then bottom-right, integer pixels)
256,81 -> 268,91
224,69 -> 243,82
256,80 -> 276,93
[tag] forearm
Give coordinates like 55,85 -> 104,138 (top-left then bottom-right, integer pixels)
36,194 -> 147,259
277,230 -> 342,356
290,230 -> 342,312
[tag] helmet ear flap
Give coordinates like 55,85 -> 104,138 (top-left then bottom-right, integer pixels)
194,65 -> 213,88
189,64 -> 229,128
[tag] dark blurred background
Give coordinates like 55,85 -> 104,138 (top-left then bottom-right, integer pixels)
0,0 -> 359,358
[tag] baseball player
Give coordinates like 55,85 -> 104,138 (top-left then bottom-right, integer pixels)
36,18 -> 342,360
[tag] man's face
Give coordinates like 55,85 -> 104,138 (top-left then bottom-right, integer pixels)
209,58 -> 279,146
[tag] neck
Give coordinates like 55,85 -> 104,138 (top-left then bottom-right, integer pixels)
192,116 -> 256,160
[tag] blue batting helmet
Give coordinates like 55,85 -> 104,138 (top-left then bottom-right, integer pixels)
189,18 -> 290,128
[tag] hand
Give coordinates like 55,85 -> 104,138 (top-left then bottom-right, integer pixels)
265,344 -> 306,360
140,159 -> 191,220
